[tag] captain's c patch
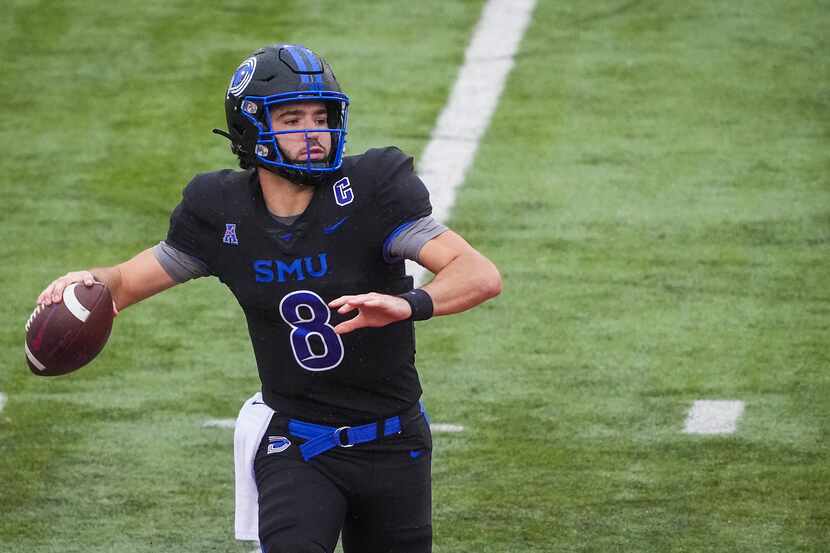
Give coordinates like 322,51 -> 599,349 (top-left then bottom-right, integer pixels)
333,177 -> 354,206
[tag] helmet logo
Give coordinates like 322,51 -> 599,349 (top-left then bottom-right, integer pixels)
227,56 -> 257,97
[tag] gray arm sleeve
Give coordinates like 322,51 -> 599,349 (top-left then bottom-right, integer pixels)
152,241 -> 211,283
386,216 -> 448,263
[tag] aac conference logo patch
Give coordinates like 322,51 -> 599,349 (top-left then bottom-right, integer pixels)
222,223 -> 239,245
228,56 -> 257,97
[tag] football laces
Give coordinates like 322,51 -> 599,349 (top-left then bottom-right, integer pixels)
25,304 -> 44,332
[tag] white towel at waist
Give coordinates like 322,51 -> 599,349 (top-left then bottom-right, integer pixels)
234,392 -> 275,541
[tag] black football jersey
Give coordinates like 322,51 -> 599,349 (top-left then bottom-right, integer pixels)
166,147 -> 432,424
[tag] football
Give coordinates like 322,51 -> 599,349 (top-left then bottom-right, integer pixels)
25,282 -> 115,376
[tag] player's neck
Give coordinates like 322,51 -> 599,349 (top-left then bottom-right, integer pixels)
257,167 -> 314,217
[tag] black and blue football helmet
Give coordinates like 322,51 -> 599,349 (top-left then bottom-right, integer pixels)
219,44 -> 349,184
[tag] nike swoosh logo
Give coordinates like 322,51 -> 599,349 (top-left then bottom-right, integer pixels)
323,216 -> 349,235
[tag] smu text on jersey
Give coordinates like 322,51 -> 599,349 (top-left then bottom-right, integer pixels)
254,254 -> 329,283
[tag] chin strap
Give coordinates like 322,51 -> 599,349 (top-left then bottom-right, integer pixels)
212,128 -> 233,140
270,164 -> 321,187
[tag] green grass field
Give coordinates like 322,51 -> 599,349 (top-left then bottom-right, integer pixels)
2,1 -> 828,551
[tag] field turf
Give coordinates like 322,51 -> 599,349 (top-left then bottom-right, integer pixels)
1,1 -> 828,552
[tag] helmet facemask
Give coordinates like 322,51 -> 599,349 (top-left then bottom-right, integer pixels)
243,94 -> 349,180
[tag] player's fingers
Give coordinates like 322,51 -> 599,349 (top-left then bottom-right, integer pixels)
330,292 -> 385,309
38,280 -> 57,303
328,295 -> 355,308
334,314 -> 365,335
50,271 -> 96,302
337,302 -> 358,315
37,285 -> 54,305
336,294 -> 377,311
53,273 -> 81,302
50,280 -> 68,303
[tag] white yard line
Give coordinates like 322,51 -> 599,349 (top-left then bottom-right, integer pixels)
202,418 -> 236,429
0,392 -> 6,414
683,400 -> 745,435
202,418 -> 465,434
406,0 -> 537,283
430,423 -> 465,433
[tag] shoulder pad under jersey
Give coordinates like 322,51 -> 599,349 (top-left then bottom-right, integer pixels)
181,169 -> 252,223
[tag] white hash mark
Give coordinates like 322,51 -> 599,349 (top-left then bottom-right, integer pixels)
683,400 -> 745,435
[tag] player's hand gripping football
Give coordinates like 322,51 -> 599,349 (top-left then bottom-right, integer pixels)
328,293 -> 412,335
37,271 -> 97,306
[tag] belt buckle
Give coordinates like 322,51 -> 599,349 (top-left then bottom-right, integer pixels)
335,426 -> 353,448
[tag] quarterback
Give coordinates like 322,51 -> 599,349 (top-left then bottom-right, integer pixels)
37,44 -> 501,553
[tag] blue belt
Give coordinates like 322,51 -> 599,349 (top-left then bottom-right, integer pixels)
288,402 -> 426,462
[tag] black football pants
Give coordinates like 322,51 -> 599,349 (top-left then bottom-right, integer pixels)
253,409 -> 432,553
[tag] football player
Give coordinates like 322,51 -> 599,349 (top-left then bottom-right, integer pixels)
36,44 -> 501,553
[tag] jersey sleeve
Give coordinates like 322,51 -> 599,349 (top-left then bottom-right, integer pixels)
152,240 -> 211,283
368,147 -> 433,243
384,215 -> 448,263
165,175 -> 221,274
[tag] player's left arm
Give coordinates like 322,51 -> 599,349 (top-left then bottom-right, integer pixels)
329,230 -> 501,334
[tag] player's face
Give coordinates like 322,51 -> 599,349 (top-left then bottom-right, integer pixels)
270,101 -> 332,163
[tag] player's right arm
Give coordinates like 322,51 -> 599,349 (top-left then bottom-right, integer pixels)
37,248 -> 178,311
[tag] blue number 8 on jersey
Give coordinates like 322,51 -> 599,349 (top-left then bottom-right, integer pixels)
279,290 -> 344,371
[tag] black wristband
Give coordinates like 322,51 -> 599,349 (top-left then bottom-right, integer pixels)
398,289 -> 434,321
